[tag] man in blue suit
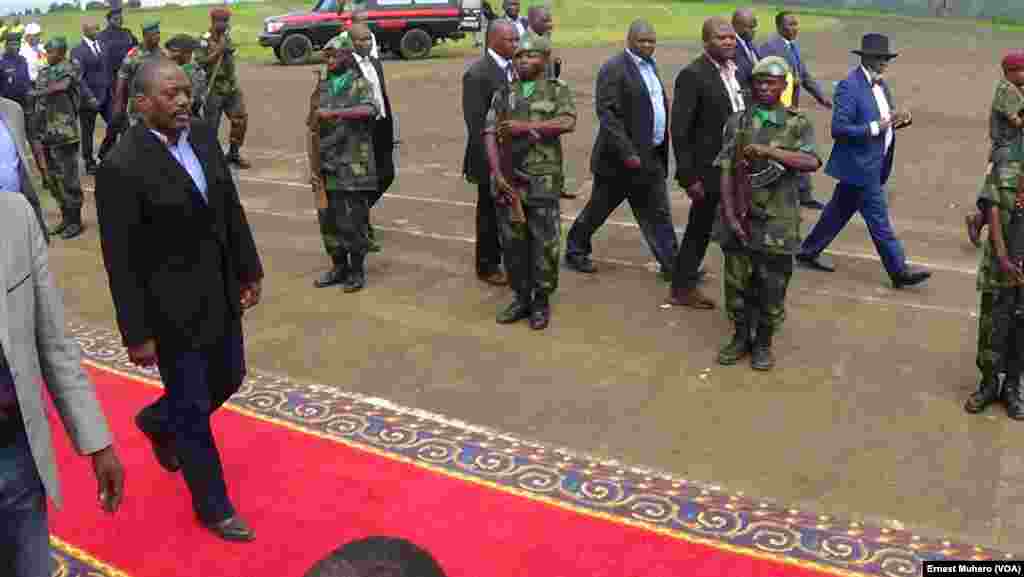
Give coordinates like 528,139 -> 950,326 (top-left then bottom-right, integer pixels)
760,11 -> 830,209
731,7 -> 759,100
72,19 -> 111,175
796,34 -> 931,289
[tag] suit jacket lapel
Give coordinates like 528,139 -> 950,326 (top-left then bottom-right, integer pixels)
702,55 -> 730,108
623,52 -> 647,98
138,126 -> 209,208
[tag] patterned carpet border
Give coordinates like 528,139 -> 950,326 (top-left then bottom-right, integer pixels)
65,321 -> 1012,577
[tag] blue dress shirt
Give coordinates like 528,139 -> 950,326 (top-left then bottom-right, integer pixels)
150,128 -> 208,203
0,115 -> 21,194
626,48 -> 666,147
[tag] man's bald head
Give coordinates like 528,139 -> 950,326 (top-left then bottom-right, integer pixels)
702,16 -> 730,42
626,20 -> 656,59
627,19 -> 654,42
82,18 -> 100,39
135,56 -> 181,97
487,19 -> 519,59
350,22 -> 370,37
731,8 -> 757,43
527,5 -> 552,36
702,16 -> 737,62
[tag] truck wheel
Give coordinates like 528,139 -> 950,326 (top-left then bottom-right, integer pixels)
280,34 -> 312,65
399,28 -> 432,60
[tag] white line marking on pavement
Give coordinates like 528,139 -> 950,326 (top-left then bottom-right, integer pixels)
231,174 -> 979,277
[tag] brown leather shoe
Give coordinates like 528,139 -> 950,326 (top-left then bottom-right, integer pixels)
665,287 -> 716,309
201,515 -> 255,542
478,270 -> 508,286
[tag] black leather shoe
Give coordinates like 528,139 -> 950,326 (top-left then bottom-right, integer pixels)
201,515 -> 255,542
497,299 -> 531,324
313,267 -> 347,288
890,267 -> 931,289
134,413 -> 180,473
529,299 -> 550,330
801,199 -> 826,210
795,253 -> 835,272
1004,377 -> 1024,420
342,271 -> 366,293
965,378 -> 1001,414
565,255 -> 597,273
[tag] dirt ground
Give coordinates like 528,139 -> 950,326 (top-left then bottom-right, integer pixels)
49,16 -> 1024,553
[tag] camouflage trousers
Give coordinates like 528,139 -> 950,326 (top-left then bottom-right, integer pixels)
723,249 -> 794,330
498,199 -> 561,298
318,188 -> 371,257
44,142 -> 83,211
976,290 -> 1024,381
204,90 -> 248,147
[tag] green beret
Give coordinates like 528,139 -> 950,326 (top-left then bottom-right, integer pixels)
515,32 -> 550,55
142,20 -> 160,34
324,32 -> 353,52
751,56 -> 790,78
44,36 -> 67,51
165,33 -> 198,51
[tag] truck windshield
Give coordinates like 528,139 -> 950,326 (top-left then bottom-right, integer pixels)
314,0 -> 339,12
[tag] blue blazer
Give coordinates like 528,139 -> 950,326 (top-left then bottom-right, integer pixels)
733,35 -> 759,92
72,40 -> 111,107
826,67 -> 897,187
759,35 -> 826,109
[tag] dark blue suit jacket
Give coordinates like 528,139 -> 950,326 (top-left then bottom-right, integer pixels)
72,40 -> 110,108
733,35 -> 759,93
759,35 -> 826,109
825,67 -> 896,187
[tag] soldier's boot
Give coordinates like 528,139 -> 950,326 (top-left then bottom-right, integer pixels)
528,293 -> 551,331
313,254 -> 349,288
717,319 -> 751,366
367,223 -> 381,253
61,207 -> 84,240
965,370 -> 1001,414
49,207 -> 69,236
226,143 -> 251,169
750,324 -> 776,371
497,292 -> 532,324
1003,375 -> 1024,420
343,252 -> 367,293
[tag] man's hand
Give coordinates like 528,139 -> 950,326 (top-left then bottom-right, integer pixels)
892,110 -> 912,129
743,143 -> 775,160
497,119 -> 530,141
685,180 -> 705,202
726,211 -> 749,246
998,256 -> 1024,286
240,280 -> 262,310
623,155 -> 642,170
127,339 -> 157,367
493,172 -> 514,205
90,446 -> 124,514
310,175 -> 324,195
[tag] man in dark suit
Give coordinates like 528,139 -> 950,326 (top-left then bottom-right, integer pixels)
760,11 -> 831,209
462,19 -> 517,286
564,20 -> 677,276
731,7 -> 760,98
72,19 -> 111,175
796,34 -> 930,289
351,23 -> 395,252
666,17 -> 744,308
95,59 -> 264,542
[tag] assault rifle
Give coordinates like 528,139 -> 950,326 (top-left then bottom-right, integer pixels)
307,69 -> 328,210
729,112 -> 754,243
496,89 -> 527,224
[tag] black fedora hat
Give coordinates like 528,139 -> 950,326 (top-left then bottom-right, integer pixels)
851,33 -> 898,58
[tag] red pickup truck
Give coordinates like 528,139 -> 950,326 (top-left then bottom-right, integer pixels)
259,0 -> 482,64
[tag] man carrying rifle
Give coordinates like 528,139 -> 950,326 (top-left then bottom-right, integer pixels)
483,33 -> 576,330
309,33 -> 379,293
715,56 -> 820,370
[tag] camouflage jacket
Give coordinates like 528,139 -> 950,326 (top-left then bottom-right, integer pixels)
990,77 -> 1024,163
713,105 -> 820,255
196,32 -> 239,96
483,77 -> 575,201
119,45 -> 161,117
182,62 -> 208,114
977,158 -> 1023,292
33,59 -> 82,146
318,68 -> 379,192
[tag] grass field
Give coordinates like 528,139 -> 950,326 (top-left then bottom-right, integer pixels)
31,0 -> 842,63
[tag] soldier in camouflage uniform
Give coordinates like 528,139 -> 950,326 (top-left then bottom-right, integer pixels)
164,34 -> 207,118
31,36 -> 98,240
965,51 -> 1024,419
196,8 -> 250,168
483,33 -> 576,330
714,56 -> 821,370
525,6 -> 573,200
114,20 -> 162,128
310,33 -> 379,293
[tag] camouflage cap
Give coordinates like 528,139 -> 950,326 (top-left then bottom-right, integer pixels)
324,32 -> 353,52
44,36 -> 67,51
751,55 -> 790,78
515,32 -> 550,55
142,20 -> 160,34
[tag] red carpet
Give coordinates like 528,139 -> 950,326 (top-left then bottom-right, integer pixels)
48,364 -> 845,577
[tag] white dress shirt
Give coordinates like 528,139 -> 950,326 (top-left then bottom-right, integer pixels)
488,48 -> 513,81
354,52 -> 386,119
707,52 -> 745,113
626,48 -> 666,146
150,128 -> 208,203
83,37 -> 102,58
863,67 -> 893,154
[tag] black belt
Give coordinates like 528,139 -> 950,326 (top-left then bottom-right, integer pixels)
0,407 -> 23,448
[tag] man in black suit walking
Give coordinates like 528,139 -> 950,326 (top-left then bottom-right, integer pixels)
666,17 -> 744,309
95,59 -> 264,542
462,19 -> 518,286
72,19 -> 111,175
732,7 -> 760,98
564,20 -> 677,277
